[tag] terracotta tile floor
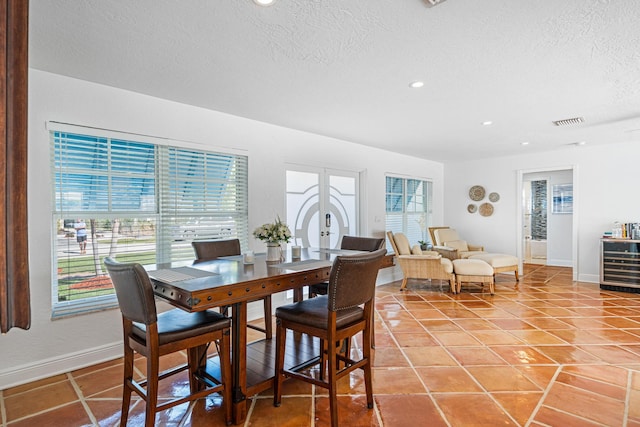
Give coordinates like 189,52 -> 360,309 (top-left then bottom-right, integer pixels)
3,264 -> 640,426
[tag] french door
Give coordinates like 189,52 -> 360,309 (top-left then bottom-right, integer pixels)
285,166 -> 359,249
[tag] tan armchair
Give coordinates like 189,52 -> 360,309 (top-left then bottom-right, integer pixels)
387,231 -> 455,292
428,227 -> 485,260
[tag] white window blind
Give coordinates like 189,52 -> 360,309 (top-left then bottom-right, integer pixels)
50,127 -> 248,317
385,176 -> 432,251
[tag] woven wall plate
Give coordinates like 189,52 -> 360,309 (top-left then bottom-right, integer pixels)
467,204 -> 477,213
488,192 -> 500,202
469,185 -> 485,201
479,202 -> 494,217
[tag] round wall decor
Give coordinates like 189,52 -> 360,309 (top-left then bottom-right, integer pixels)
488,192 -> 500,202
469,185 -> 485,201
467,204 -> 477,213
479,202 -> 494,217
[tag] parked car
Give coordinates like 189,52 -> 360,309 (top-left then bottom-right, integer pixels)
170,218 -> 235,241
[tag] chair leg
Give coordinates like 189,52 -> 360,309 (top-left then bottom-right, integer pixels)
145,351 -> 160,427
273,320 -> 286,407
400,277 -> 408,291
362,327 -> 374,410
220,330 -> 233,426
120,344 -> 134,427
263,296 -> 273,340
319,339 -> 326,381
327,337 -> 339,427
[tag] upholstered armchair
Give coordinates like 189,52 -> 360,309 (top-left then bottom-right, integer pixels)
386,231 -> 455,292
428,227 -> 485,260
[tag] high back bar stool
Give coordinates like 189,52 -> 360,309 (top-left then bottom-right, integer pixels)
308,235 -> 385,297
192,239 -> 273,339
104,257 -> 232,427
273,249 -> 386,427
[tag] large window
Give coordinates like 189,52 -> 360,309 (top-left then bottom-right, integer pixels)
51,126 -> 248,316
385,176 -> 432,249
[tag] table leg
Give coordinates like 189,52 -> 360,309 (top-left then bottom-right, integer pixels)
231,302 -> 248,424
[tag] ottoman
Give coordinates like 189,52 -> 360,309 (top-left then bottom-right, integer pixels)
452,259 -> 495,294
468,253 -> 519,281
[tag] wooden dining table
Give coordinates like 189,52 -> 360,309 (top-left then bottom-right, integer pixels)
147,247 -> 360,424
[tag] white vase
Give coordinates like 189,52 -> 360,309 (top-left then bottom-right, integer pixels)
266,242 -> 281,262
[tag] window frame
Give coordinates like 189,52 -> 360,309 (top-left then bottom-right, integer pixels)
48,122 -> 249,318
385,175 -> 433,249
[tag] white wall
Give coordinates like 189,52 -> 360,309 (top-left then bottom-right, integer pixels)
0,70 -> 445,389
443,141 -> 640,284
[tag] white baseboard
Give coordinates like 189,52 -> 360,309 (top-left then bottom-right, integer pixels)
0,341 -> 122,390
578,273 -> 599,284
546,258 -> 573,267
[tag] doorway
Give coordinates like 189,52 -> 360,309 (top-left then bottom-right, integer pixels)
517,167 -> 576,279
523,179 -> 548,265
285,166 -> 359,249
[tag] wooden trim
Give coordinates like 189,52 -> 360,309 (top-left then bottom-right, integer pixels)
1,0 -> 30,333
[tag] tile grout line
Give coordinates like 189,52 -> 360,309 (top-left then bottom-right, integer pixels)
623,369 -> 632,426
244,395 -> 256,427
377,294 -> 453,426
67,372 -> 99,426
395,272 -> 550,427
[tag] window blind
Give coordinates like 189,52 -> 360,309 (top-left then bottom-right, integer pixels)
385,176 -> 432,250
50,128 -> 248,317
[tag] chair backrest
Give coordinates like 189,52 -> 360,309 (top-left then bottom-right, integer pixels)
192,239 -> 241,261
429,226 -> 450,246
104,257 -> 157,325
386,231 -> 399,255
327,248 -> 386,312
386,231 -> 413,255
340,235 -> 385,252
434,228 -> 461,245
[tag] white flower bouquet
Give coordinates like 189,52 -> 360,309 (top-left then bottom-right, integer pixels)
253,217 -> 292,244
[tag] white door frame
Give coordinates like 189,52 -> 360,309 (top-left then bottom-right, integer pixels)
285,163 -> 362,249
516,165 -> 578,281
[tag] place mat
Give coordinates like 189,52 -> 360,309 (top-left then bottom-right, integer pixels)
148,267 -> 218,284
272,260 -> 332,271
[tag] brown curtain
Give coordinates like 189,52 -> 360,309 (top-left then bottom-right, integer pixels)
1,0 -> 30,333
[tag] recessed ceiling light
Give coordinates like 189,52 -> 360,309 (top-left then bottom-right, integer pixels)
253,0 -> 275,6
482,121 -> 493,126
521,141 -> 530,146
574,141 -> 586,146
409,81 -> 424,88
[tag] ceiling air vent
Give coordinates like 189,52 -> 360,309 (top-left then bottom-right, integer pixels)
553,117 -> 584,126
423,0 -> 448,7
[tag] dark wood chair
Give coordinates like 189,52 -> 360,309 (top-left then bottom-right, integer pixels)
104,257 -> 232,427
192,239 -> 273,339
308,235 -> 385,297
273,249 -> 386,427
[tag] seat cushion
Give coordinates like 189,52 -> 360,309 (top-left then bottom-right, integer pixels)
458,250 -> 484,259
469,253 -> 518,268
132,309 -> 230,345
440,257 -> 454,274
444,240 -> 469,251
452,259 -> 493,276
275,295 -> 364,329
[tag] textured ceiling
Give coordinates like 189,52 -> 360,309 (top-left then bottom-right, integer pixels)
29,0 -> 640,162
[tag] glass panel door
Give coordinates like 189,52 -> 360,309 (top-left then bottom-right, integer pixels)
286,166 -> 358,249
